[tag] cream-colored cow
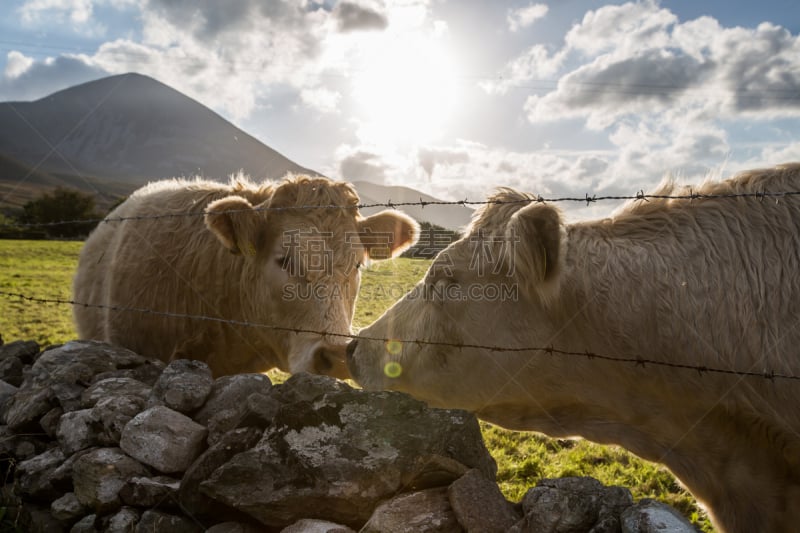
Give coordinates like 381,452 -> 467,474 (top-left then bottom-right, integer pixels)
348,163 -> 800,533
74,174 -> 418,378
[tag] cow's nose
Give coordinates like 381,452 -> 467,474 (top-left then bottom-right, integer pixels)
346,339 -> 358,362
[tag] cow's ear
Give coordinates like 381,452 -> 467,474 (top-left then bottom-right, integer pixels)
205,196 -> 260,255
358,210 -> 420,260
506,202 -> 563,283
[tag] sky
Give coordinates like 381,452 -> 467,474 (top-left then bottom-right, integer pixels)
1,0 -> 799,218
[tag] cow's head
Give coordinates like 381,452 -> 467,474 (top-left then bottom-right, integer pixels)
347,189 -> 567,418
204,175 -> 418,379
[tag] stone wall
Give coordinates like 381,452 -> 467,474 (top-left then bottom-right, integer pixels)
0,339 -> 697,532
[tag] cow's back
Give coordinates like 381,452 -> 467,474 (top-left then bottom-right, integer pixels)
73,178 -> 261,361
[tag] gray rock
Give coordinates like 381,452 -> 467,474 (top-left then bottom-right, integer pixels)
207,522 -> 265,533
81,378 -> 151,408
205,408 -> 242,446
70,514 -> 98,533
134,509 -> 202,533
29,342 -> 146,387
511,477 -> 634,533
270,372 -> 352,404
0,425 -> 47,462
147,359 -> 213,413
595,486 -> 636,533
50,448 -> 98,492
57,409 -> 101,455
242,391 -> 281,424
92,395 -> 147,445
361,487 -> 463,533
5,385 -> 54,431
0,355 -> 24,386
200,377 -> 494,529
621,499 -> 696,533
52,381 -> 88,412
179,426 -> 263,524
72,447 -> 150,514
280,518 -> 356,533
39,406 -> 64,439
0,378 -> 19,421
16,502 -> 67,533
193,373 -> 273,426
119,475 -> 180,508
103,507 -> 140,533
0,339 -> 39,364
51,492 -> 88,523
16,447 -> 66,499
120,406 -> 207,473
203,393 -> 280,446
448,469 -> 520,533
92,359 -> 166,387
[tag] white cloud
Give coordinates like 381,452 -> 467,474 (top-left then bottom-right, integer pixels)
334,1 -> 388,32
19,0 -> 94,24
564,0 -> 675,55
477,1 -> 800,203
749,142 -> 800,169
4,52 -> 35,80
17,0 -> 111,36
505,2 -> 800,127
300,87 -> 342,114
338,148 -> 390,184
507,3 -> 548,32
481,44 -> 566,95
417,146 -> 469,179
0,52 -> 106,101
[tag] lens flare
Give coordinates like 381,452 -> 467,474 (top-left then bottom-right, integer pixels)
384,361 -> 403,378
385,339 -> 403,355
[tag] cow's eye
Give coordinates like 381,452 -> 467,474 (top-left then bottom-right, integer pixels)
275,256 -> 288,269
355,261 -> 362,271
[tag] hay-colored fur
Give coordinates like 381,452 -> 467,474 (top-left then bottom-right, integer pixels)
349,162 -> 800,532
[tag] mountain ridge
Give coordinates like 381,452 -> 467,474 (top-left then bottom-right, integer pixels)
0,73 -> 471,229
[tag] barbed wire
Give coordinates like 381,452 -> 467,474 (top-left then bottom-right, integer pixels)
3,188 -> 800,230
1,289 -> 797,382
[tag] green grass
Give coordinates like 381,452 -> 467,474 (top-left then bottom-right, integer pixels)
0,240 -> 712,531
0,240 -> 82,347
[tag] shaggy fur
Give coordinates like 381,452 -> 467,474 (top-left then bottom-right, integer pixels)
348,162 -> 800,532
74,174 -> 418,378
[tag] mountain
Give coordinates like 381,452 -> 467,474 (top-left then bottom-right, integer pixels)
0,73 -> 313,209
353,181 -> 473,231
0,73 -> 471,230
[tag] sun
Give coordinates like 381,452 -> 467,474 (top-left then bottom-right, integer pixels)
352,32 -> 459,147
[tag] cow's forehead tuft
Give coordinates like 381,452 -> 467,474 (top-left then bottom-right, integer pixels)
269,174 -> 360,211
468,188 -> 535,234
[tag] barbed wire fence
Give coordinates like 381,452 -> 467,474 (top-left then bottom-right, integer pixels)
2,187 -> 800,230
1,290 -> 798,382
3,188 -> 800,382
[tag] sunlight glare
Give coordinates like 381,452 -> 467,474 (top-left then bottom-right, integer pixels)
353,33 -> 458,147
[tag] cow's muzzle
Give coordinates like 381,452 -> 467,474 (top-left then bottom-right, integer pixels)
312,342 -> 351,380
345,339 -> 358,363
345,339 -> 359,377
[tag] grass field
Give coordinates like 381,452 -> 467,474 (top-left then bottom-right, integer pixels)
0,239 -> 712,530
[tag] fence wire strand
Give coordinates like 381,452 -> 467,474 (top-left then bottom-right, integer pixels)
3,188 -> 800,229
1,290 -> 797,382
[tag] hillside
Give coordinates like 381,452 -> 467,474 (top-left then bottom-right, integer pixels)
0,73 -> 469,229
0,73 -> 313,208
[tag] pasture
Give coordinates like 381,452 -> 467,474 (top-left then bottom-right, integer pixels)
0,239 -> 712,530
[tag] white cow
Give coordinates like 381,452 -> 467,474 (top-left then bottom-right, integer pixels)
347,163 -> 800,533
74,174 -> 418,378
